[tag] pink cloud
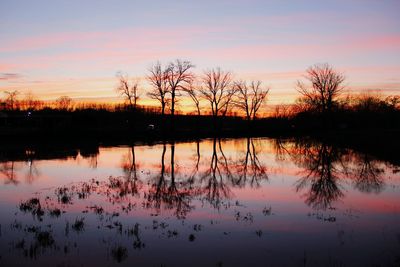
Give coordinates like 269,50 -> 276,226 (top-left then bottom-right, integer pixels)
190,34 -> 400,63
0,25 -> 224,53
344,35 -> 400,52
0,31 -> 105,53
0,63 -> 18,72
0,72 -> 22,80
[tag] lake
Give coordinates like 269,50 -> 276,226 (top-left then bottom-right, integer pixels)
0,137 -> 399,266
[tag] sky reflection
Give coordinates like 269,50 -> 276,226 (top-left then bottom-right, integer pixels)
0,138 -> 399,266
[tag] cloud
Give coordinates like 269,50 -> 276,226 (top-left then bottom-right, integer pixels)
0,72 -> 22,80
0,25 -> 223,53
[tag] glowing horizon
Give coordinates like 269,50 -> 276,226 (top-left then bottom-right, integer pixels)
1,0 -> 399,111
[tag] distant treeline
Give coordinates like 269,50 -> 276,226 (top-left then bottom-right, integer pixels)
1,61 -> 399,140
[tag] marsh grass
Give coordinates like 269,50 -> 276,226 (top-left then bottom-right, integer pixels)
111,245 -> 128,263
71,217 -> 85,233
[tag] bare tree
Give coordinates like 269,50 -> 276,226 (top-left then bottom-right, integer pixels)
55,96 -> 73,110
116,72 -> 141,110
147,62 -> 169,116
23,91 -> 43,110
273,104 -> 293,119
296,63 -> 345,113
4,90 -> 19,110
200,68 -> 235,118
234,80 -> 269,120
164,59 -> 195,116
183,81 -> 201,116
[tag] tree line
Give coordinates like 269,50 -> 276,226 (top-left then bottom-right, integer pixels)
117,59 -> 269,121
1,60 -> 399,121
113,60 -> 400,121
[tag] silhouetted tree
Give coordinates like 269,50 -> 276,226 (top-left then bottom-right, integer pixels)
23,91 -> 44,110
55,96 -> 73,110
183,81 -> 201,116
165,59 -> 195,116
4,90 -> 19,110
273,104 -> 293,119
116,72 -> 140,110
296,63 -> 345,113
200,68 -> 235,119
147,62 -> 169,116
234,80 -> 269,120
385,95 -> 400,109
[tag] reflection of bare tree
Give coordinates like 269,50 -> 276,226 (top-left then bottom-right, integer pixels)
147,143 -> 167,210
291,140 -> 344,210
0,161 -> 20,185
352,153 -> 385,194
168,142 -> 193,218
80,147 -> 99,169
119,145 -> 142,197
234,138 -> 268,188
197,138 -> 232,209
88,155 -> 98,169
25,158 -> 40,184
147,143 -> 192,219
275,138 -> 391,209
217,139 -> 234,182
187,140 -> 201,187
272,138 -> 290,162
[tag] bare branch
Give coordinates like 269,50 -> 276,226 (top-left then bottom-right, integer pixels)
199,68 -> 233,118
233,80 -> 269,120
296,63 -> 345,113
116,72 -> 141,110
182,81 -> 201,116
165,59 -> 195,116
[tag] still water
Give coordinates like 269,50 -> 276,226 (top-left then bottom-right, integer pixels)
0,138 -> 399,266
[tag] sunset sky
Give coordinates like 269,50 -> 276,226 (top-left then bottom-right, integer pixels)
1,0 -> 399,110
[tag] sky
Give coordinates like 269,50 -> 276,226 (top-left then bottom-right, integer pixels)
0,0 -> 399,110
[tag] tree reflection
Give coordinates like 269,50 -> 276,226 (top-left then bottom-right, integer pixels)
25,158 -> 40,184
187,140 -> 201,187
290,140 -> 345,210
197,138 -> 233,209
147,142 -> 167,210
277,137 -> 391,210
119,145 -> 142,197
146,142 -> 193,219
352,153 -> 385,193
80,146 -> 99,169
0,161 -> 19,185
272,138 -> 290,162
234,138 -> 268,188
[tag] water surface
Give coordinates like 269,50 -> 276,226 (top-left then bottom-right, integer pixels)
1,138 -> 399,266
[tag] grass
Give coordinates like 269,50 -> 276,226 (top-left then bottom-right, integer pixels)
71,217 -> 85,233
111,245 -> 128,263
